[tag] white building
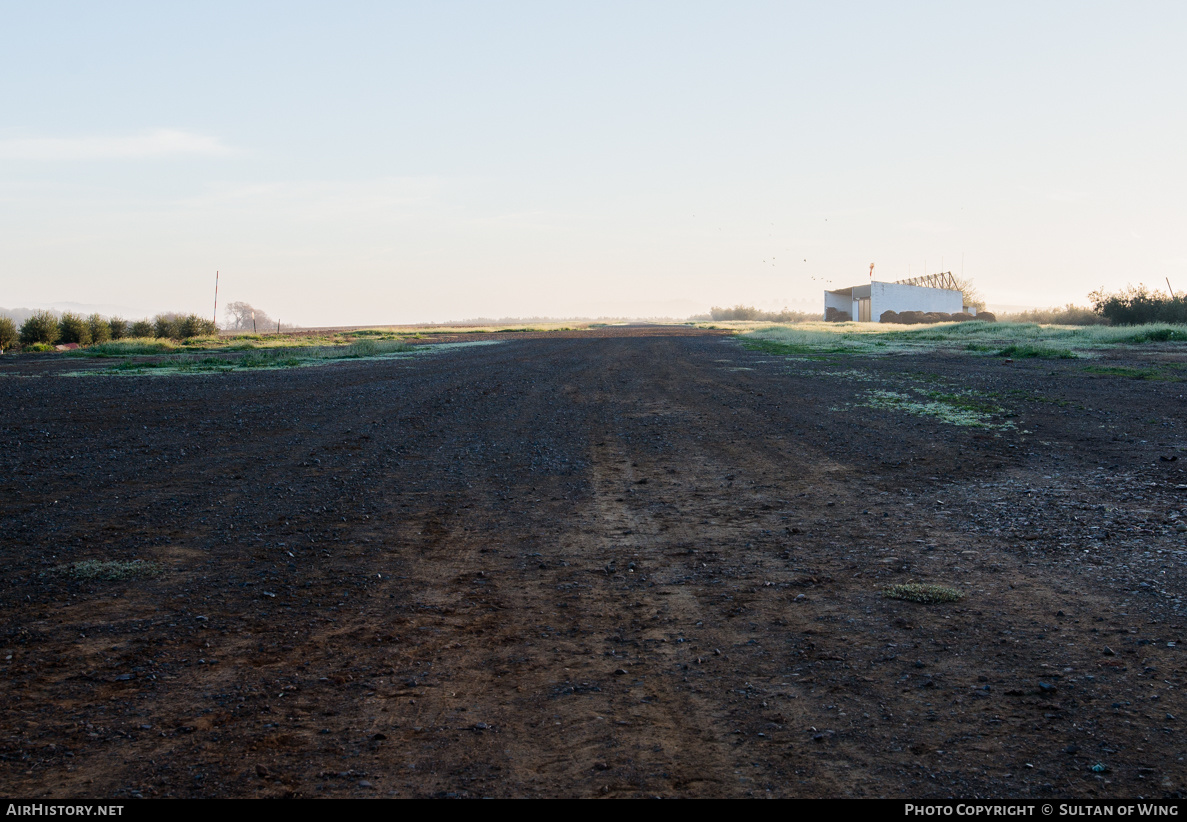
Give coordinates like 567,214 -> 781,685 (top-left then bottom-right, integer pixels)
824,275 -> 970,322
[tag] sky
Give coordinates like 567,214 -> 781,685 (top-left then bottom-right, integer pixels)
2,1 -> 1184,325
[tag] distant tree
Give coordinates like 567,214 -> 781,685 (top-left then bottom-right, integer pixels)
952,276 -> 986,312
129,319 -> 154,338
87,313 -> 111,344
58,312 -> 92,345
108,317 -> 128,339
19,311 -> 60,345
0,317 -> 16,352
0,307 -> 41,327
224,301 -> 274,332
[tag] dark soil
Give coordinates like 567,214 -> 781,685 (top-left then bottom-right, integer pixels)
1,326 -> 1185,798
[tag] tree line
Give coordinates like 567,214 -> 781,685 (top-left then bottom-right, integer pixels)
0,311 -> 218,352
1089,285 -> 1187,325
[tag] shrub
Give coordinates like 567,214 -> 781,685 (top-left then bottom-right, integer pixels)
178,314 -> 217,338
108,317 -> 127,340
24,342 -> 56,352
0,317 -> 16,351
58,312 -> 92,345
19,310 -> 60,345
153,314 -> 180,339
129,319 -> 154,338
87,313 -> 111,344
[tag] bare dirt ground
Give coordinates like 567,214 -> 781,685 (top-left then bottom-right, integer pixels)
1,325 -> 1185,798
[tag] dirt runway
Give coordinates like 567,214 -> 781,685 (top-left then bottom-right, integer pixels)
1,326 -> 1185,798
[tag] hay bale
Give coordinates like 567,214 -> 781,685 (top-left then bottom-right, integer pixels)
879,310 -> 900,323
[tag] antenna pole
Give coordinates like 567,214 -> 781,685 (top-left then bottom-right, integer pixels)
213,271 -> 219,327
1169,277 -> 1178,299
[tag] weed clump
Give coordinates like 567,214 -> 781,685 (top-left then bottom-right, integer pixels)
884,583 -> 964,603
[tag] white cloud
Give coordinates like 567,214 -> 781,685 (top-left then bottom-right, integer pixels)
0,129 -> 235,160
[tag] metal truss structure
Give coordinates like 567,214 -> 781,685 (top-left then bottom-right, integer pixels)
892,271 -> 959,291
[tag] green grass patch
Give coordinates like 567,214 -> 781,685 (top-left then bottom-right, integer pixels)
345,339 -> 413,357
1082,365 -> 1179,380
55,559 -> 162,581
996,344 -> 1078,359
740,337 -> 857,356
921,391 -> 1004,414
236,348 -> 311,368
66,338 -> 177,357
859,389 -> 1012,428
1121,327 -> 1187,342
884,583 -> 964,603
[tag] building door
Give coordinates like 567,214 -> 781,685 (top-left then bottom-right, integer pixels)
858,298 -> 871,322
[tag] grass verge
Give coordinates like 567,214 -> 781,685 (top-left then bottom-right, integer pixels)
66,340 -> 492,376
741,321 -> 1187,357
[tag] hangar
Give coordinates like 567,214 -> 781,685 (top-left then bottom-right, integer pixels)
824,272 -> 975,322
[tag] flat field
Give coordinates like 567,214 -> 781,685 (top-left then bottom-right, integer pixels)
1,324 -> 1185,798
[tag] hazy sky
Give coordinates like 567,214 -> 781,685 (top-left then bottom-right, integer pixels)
2,1 -> 1184,324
